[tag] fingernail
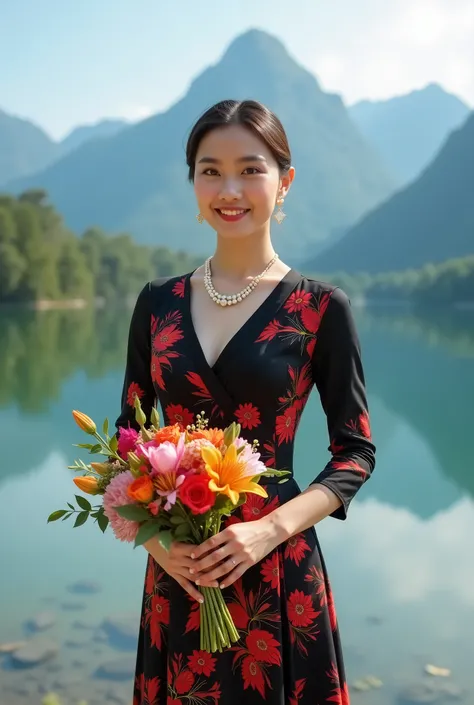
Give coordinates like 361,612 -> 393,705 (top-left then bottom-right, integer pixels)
191,553 -> 195,559
219,583 -> 225,589
189,568 -> 195,575
195,579 -> 200,585
198,597 -> 204,604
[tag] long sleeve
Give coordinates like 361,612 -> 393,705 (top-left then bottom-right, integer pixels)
115,282 -> 157,432
311,286 -> 376,519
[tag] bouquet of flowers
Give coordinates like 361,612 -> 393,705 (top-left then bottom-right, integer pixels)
48,398 -> 287,653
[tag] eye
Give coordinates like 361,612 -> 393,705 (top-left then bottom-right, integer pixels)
202,168 -> 219,176
242,167 -> 262,175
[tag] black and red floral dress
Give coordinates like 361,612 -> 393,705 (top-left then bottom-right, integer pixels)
115,269 -> 376,705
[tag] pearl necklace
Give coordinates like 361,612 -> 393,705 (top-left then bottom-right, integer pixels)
204,254 -> 279,306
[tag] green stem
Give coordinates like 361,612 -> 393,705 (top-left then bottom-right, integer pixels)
208,588 -> 229,649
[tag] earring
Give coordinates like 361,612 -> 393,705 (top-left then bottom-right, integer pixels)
196,213 -> 204,224
273,198 -> 286,225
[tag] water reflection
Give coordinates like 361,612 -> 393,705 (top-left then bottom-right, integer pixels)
0,304 -> 473,703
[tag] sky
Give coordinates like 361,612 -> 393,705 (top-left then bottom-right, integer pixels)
2,0 -> 473,140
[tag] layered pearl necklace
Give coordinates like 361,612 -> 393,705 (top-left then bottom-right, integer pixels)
204,253 -> 279,306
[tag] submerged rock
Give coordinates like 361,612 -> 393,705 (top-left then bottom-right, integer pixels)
0,640 -> 28,653
67,579 -> 102,594
27,611 -> 56,631
11,639 -> 59,667
95,654 -> 136,681
425,663 -> 451,677
102,614 -> 139,650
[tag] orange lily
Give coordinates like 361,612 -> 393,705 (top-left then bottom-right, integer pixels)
201,443 -> 268,505
73,476 -> 100,495
72,410 -> 96,435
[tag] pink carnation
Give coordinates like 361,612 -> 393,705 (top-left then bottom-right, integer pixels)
117,426 -> 139,460
180,438 -> 212,473
103,470 -> 140,542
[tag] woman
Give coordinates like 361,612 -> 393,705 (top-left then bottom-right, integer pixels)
115,99 -> 376,705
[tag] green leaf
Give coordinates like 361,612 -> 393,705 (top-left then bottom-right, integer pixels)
174,522 -> 190,539
170,515 -> 186,525
74,443 -> 95,450
74,511 -> 89,528
62,512 -> 72,521
89,443 -> 102,454
115,504 -> 150,522
109,434 -> 118,453
67,502 -> 75,511
103,418 -> 109,436
47,509 -> 68,523
97,513 -> 109,533
75,495 -> 92,511
134,521 -> 161,548
157,530 -> 173,552
213,495 -> 233,513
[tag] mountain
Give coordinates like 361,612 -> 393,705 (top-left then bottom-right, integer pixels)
0,109 -> 60,184
349,83 -> 470,185
310,111 -> 474,274
2,30 -> 396,260
60,119 -> 129,154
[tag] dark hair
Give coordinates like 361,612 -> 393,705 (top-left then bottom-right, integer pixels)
186,99 -> 292,182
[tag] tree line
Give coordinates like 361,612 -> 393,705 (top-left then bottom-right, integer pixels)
308,255 -> 474,306
0,190 -> 201,303
0,189 -> 472,306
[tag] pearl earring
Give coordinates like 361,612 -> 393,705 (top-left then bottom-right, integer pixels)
196,213 -> 204,224
273,198 -> 286,225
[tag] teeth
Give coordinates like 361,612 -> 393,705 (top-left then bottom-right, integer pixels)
219,209 -> 247,216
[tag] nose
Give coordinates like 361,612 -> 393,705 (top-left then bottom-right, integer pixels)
218,177 -> 242,201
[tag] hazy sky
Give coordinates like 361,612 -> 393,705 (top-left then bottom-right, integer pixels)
2,0 -> 473,140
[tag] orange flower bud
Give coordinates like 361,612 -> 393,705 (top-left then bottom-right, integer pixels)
73,476 -> 100,495
72,410 -> 96,435
90,462 -> 110,476
127,475 -> 155,504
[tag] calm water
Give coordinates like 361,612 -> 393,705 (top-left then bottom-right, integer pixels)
0,304 -> 473,705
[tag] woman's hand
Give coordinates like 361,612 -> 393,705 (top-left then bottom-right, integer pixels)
190,519 -> 281,589
144,537 -> 209,603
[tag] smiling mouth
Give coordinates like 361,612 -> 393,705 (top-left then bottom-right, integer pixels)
215,208 -> 250,222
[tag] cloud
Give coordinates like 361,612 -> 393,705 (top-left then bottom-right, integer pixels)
305,0 -> 474,106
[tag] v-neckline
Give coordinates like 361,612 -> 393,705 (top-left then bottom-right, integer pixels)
184,267 -> 300,372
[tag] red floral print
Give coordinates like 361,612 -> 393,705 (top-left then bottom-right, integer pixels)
134,674 -> 160,705
290,679 -> 307,705
126,381 -> 145,408
275,406 -> 297,445
185,598 -> 200,633
285,533 -> 311,566
260,552 -> 280,593
241,655 -> 268,698
185,371 -> 223,418
262,435 -> 277,467
327,663 -> 350,705
172,277 -> 186,298
234,402 -> 261,429
146,595 -> 170,650
288,590 -> 319,628
305,567 -> 337,631
153,323 -> 183,353
285,289 -> 312,313
246,629 -> 282,665
347,410 -> 372,439
241,494 -> 280,522
188,650 -> 216,677
329,459 -> 368,476
165,403 -> 194,429
175,669 -> 195,694
330,438 -> 345,455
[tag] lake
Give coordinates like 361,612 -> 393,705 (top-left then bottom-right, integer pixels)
0,303 -> 473,705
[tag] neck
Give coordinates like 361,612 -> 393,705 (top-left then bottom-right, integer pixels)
211,231 -> 277,281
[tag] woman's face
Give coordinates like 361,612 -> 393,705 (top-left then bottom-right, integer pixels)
193,124 -> 294,238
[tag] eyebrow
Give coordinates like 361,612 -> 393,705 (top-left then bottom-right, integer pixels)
197,155 -> 267,164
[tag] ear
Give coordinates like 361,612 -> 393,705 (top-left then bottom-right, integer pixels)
278,166 -> 295,200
